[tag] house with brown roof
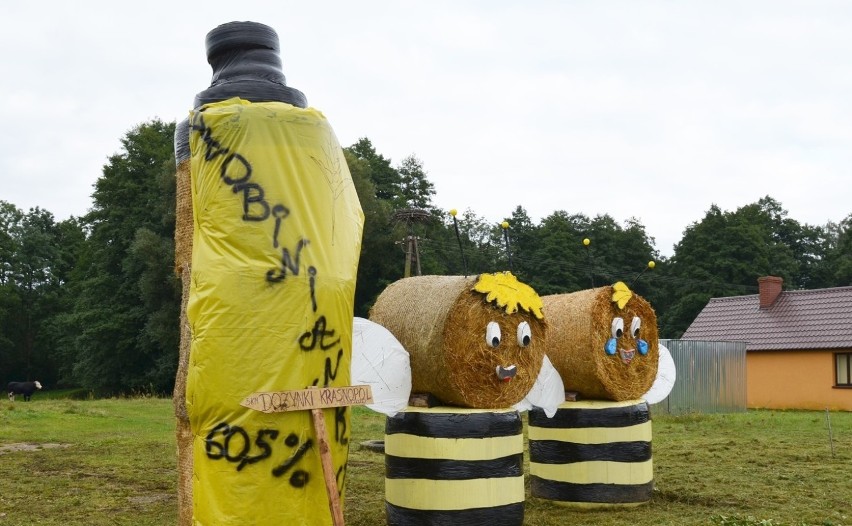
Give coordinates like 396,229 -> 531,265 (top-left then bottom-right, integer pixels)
682,276 -> 852,411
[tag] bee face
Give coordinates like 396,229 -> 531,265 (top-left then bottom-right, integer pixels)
605,315 -> 650,364
444,298 -> 547,407
484,319 -> 535,382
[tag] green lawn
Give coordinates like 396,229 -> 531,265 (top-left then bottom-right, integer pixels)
0,396 -> 849,525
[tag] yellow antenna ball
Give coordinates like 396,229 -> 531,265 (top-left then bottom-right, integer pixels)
501,221 -> 510,229
648,261 -> 656,269
583,238 -> 590,246
449,209 -> 458,217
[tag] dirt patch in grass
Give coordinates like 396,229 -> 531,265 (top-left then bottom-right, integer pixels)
0,442 -> 70,454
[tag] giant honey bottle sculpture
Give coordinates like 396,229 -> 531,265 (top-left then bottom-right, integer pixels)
174,21 -> 363,526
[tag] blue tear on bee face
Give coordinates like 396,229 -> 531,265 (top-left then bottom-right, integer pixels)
638,339 -> 649,355
605,338 -> 618,355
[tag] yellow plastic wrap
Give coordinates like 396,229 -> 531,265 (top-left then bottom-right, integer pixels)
185,98 -> 364,525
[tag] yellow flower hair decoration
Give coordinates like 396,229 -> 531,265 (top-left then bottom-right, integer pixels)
473,272 -> 544,319
611,281 -> 633,310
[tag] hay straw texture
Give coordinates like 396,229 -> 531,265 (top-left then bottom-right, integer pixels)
369,275 -> 547,409
173,158 -> 193,526
542,285 -> 659,401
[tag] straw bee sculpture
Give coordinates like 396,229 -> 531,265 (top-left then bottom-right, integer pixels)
542,281 -> 660,401
368,271 -> 558,410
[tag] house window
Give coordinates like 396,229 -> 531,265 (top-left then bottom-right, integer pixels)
837,353 -> 852,387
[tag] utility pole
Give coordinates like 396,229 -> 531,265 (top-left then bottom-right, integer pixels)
402,234 -> 413,278
393,208 -> 431,278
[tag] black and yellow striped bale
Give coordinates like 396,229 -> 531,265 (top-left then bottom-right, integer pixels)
385,406 -> 525,525
528,400 -> 653,508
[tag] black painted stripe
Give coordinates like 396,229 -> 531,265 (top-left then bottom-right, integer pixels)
529,440 -> 651,464
386,501 -> 524,526
385,453 -> 523,480
386,410 -> 522,438
530,476 -> 654,504
528,402 -> 649,429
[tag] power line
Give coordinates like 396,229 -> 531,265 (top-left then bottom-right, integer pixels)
419,236 -> 761,294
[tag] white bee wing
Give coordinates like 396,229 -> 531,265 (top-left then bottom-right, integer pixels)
641,342 -> 676,405
513,354 -> 564,418
351,317 -> 412,417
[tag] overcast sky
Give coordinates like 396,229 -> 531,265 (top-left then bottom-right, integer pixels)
2,1 -> 851,256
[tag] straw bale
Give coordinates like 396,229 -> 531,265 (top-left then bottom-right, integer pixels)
176,418 -> 194,526
173,158 -> 193,526
173,159 -> 192,421
542,285 -> 659,401
369,274 -> 547,409
174,159 -> 193,277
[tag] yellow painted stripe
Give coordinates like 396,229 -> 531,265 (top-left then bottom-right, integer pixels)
401,406 -> 518,415
385,433 -> 522,460
528,421 -> 652,444
530,459 -> 654,485
556,399 -> 645,410
385,476 -> 524,510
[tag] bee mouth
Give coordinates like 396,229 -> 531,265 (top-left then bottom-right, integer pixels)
496,365 -> 517,382
619,349 -> 635,364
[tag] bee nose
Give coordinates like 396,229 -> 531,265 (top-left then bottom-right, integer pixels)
619,348 -> 636,364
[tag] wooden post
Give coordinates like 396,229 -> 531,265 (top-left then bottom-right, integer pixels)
826,407 -> 835,458
404,235 -> 413,278
312,407 -> 345,526
241,385 -> 374,526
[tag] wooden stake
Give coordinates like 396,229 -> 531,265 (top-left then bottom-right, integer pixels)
312,407 -> 345,526
825,407 -> 835,459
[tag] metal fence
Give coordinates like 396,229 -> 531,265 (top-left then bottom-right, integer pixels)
652,339 -> 747,415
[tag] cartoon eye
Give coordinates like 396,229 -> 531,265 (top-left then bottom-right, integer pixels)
517,321 -> 532,347
486,321 -> 501,348
631,316 -> 641,338
611,317 -> 624,339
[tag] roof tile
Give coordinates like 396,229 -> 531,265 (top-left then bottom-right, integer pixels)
682,286 -> 852,350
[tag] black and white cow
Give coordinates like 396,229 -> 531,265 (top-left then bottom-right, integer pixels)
7,381 -> 42,401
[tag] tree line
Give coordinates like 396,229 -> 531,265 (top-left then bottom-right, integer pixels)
1,120 -> 850,394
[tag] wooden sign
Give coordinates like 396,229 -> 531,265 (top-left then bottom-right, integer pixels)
241,385 -> 374,526
241,385 -> 373,413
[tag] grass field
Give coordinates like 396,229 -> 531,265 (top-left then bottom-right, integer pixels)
0,395 -> 849,526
